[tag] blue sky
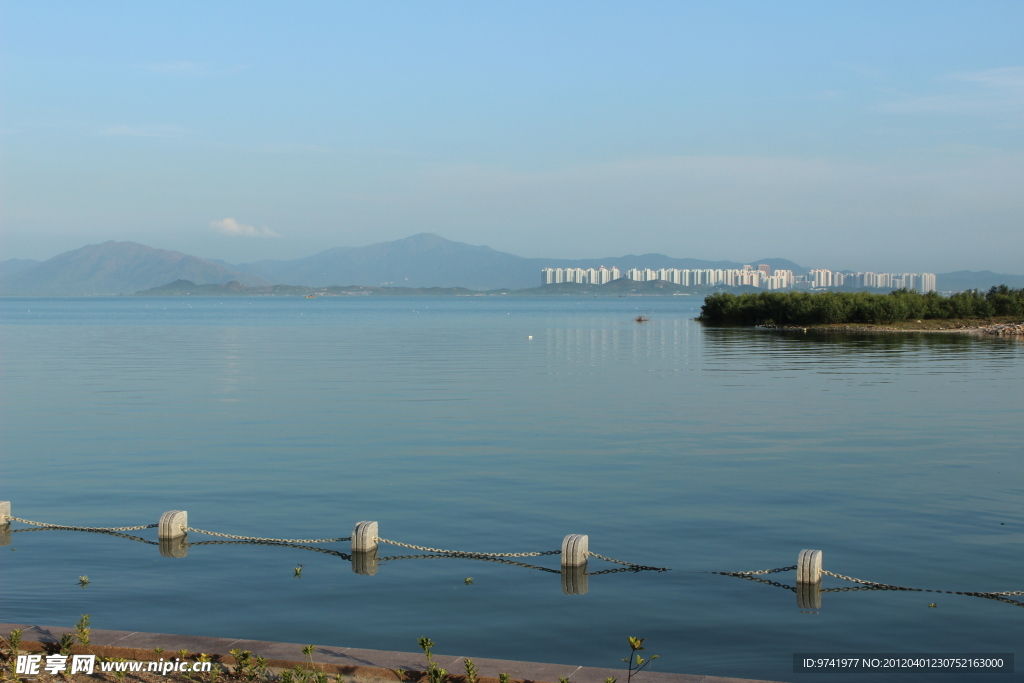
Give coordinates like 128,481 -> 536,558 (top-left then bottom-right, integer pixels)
2,1 -> 1022,272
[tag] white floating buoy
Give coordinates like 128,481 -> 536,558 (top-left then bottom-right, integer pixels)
527,335 -> 533,339
561,534 -> 589,567
797,548 -> 822,584
0,501 -> 10,547
158,510 -> 188,540
352,521 -> 378,552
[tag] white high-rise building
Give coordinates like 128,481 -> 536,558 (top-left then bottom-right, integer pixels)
542,265 -> 936,291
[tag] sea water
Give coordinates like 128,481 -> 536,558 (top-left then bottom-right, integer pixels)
1,296 -> 1022,682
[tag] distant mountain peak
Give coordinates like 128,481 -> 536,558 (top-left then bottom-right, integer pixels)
0,241 -> 268,295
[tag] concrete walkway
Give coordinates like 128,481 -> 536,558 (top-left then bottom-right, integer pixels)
0,623 -> 782,683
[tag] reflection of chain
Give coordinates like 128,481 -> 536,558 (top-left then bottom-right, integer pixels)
721,573 -> 795,590
822,570 -> 1024,598
587,552 -> 669,571
12,526 -> 157,545
188,540 -> 349,558
9,517 -> 157,532
376,537 -> 560,558
186,527 -> 350,544
587,567 -> 661,576
377,553 -> 562,573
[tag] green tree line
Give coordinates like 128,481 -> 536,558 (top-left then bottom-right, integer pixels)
698,286 -> 1024,326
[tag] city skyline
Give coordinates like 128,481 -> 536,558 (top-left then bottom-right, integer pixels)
542,265 -> 937,291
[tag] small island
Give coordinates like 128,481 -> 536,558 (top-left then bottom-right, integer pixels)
698,287 -> 1024,335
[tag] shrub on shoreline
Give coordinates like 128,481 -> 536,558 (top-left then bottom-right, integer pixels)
698,286 -> 1024,326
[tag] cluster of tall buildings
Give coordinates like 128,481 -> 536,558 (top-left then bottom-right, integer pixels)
809,269 -> 936,291
541,265 -> 937,291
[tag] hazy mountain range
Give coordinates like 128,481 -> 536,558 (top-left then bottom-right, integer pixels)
0,233 -> 1021,295
0,241 -> 269,296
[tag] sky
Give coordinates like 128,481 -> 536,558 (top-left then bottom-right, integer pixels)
2,1 -> 1022,273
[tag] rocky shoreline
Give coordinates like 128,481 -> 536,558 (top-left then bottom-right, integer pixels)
760,321 -> 1024,336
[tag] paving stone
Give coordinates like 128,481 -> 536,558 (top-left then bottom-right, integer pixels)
0,624 -> 781,683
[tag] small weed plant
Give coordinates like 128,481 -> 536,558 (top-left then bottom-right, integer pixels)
621,637 -> 658,683
417,637 -> 447,683
57,634 -> 75,657
301,645 -> 317,670
229,649 -> 269,683
75,614 -> 92,650
2,629 -> 24,683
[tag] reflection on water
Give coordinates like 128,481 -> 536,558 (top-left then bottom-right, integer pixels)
6,525 -> 665,596
3,297 -> 1023,683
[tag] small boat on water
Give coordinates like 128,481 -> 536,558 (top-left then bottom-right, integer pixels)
304,294 -> 317,299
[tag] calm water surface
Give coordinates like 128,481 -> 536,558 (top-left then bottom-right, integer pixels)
2,297 -> 1022,682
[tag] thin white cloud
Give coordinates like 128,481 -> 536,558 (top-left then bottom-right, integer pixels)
210,218 -> 280,238
951,66 -> 1024,90
143,62 -> 250,77
101,125 -> 186,138
875,66 -> 1024,115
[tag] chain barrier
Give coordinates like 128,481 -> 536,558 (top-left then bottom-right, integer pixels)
377,553 -> 562,573
713,566 -> 1023,606
375,536 -> 561,558
12,515 -> 1017,600
185,527 -> 350,544
711,565 -> 796,577
8,516 -> 157,532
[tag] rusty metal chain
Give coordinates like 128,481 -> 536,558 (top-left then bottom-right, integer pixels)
186,527 -> 350,544
377,552 -> 561,573
375,537 -> 560,558
714,565 -> 797,576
